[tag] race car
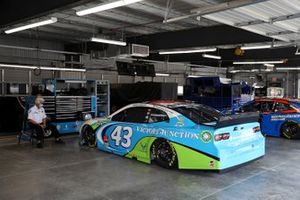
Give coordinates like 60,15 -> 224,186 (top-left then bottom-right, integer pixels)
239,98 -> 300,139
80,101 -> 265,170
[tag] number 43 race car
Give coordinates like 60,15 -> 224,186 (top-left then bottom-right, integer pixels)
80,101 -> 265,170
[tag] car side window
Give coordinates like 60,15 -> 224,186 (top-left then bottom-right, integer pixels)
260,101 -> 274,112
242,102 -> 260,112
112,107 -> 150,123
111,110 -> 125,122
149,108 -> 169,123
274,102 -> 291,112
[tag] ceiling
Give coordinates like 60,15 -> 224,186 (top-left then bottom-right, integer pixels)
0,0 -> 225,42
203,0 -> 300,43
1,0 -> 300,68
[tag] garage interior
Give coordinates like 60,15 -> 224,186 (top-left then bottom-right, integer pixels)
0,0 -> 300,199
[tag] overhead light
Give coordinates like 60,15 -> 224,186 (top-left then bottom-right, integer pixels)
264,64 -> 275,67
155,73 -> 170,77
251,69 -> 259,72
91,37 -> 127,46
202,54 -> 221,60
229,70 -> 251,73
5,17 -> 57,34
277,67 -> 300,71
65,80 -> 87,83
187,75 -> 202,78
241,45 -> 272,50
159,48 -> 217,55
240,43 -> 288,50
233,60 -> 285,65
76,0 -> 144,16
0,64 -> 86,72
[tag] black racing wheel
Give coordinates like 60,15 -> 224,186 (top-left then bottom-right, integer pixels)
281,121 -> 300,139
151,139 -> 178,169
80,125 -> 96,147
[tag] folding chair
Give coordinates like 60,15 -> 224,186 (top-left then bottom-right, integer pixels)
17,98 -> 45,145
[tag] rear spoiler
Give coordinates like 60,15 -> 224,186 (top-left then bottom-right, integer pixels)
215,112 -> 260,128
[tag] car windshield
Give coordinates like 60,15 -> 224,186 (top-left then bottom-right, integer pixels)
170,105 -> 221,125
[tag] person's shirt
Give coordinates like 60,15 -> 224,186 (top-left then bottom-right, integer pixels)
28,105 -> 47,124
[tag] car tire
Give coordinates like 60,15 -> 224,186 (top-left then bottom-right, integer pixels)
280,121 -> 300,139
80,125 -> 96,147
151,139 -> 178,169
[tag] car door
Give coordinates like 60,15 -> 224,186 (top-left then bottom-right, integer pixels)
266,102 -> 297,136
259,100 -> 276,135
102,107 -> 150,156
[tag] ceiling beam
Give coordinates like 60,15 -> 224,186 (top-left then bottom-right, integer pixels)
164,0 -> 267,23
266,30 -> 295,37
191,0 -> 266,14
235,12 -> 300,27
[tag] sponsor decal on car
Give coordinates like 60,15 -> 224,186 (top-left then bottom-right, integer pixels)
176,116 -> 185,127
271,114 -> 300,121
136,126 -> 199,140
201,131 -> 212,143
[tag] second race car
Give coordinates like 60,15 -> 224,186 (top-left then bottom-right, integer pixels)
240,98 -> 300,139
80,101 -> 265,170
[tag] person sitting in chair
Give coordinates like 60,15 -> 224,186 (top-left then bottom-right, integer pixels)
28,96 -> 64,148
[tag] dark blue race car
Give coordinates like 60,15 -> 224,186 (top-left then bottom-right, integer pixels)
240,98 -> 300,139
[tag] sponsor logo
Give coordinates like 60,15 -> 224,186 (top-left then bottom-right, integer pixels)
140,143 -> 147,152
176,116 -> 185,127
136,126 -> 199,140
201,131 -> 212,143
271,114 -> 300,121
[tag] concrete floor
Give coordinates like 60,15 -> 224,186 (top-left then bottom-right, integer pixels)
0,136 -> 299,200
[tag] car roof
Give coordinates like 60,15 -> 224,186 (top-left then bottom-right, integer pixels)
148,100 -> 198,107
255,98 -> 289,104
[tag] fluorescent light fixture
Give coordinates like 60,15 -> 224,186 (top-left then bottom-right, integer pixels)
91,37 -> 127,46
241,45 -> 271,50
5,17 -> 57,34
277,67 -> 300,71
202,54 -> 221,60
65,80 -> 87,84
264,64 -> 275,67
0,64 -> 86,72
76,0 -> 144,16
251,69 -> 259,72
155,73 -> 170,77
159,48 -> 217,55
188,75 -> 202,78
233,60 -> 285,65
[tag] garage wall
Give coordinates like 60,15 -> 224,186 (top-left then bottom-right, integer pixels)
0,35 -> 227,88
232,71 -> 299,98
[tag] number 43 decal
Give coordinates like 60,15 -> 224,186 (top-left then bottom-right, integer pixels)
111,126 -> 133,148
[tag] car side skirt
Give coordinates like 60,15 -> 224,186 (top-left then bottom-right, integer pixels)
124,137 -> 221,170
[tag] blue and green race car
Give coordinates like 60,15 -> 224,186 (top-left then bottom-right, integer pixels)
80,101 -> 265,170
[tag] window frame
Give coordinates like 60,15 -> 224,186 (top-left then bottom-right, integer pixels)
273,102 -> 292,112
111,107 -> 150,123
148,108 -> 169,124
111,106 -> 170,124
